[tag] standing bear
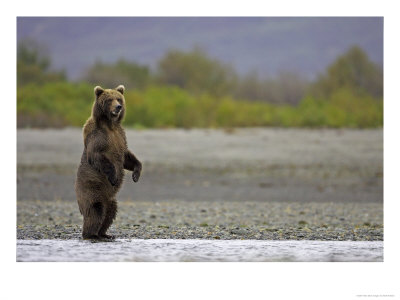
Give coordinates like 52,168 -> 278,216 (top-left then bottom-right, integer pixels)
75,85 -> 142,239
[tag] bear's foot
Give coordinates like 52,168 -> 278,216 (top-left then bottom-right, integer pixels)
82,234 -> 100,240
99,234 -> 115,240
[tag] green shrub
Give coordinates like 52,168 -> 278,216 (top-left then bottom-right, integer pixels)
17,82 -> 93,127
17,83 -> 383,128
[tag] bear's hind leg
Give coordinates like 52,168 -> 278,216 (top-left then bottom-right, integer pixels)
98,199 -> 117,239
82,202 -> 105,239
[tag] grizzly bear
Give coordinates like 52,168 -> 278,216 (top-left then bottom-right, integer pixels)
75,85 -> 142,239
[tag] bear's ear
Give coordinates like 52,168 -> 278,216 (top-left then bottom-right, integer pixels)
94,86 -> 104,97
116,85 -> 125,95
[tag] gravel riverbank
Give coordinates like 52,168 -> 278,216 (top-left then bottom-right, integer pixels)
17,200 -> 383,241
17,128 -> 383,241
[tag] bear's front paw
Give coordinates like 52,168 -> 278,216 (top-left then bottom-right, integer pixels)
132,167 -> 141,182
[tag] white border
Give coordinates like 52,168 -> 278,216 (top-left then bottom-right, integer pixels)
3,1 -> 399,300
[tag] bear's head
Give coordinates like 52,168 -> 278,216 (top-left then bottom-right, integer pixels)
92,85 -> 126,124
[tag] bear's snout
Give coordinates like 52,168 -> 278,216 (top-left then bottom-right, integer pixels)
110,99 -> 123,116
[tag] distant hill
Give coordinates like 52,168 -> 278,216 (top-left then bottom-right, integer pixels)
17,17 -> 383,80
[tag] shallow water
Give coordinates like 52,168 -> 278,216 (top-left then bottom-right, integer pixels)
17,239 -> 383,262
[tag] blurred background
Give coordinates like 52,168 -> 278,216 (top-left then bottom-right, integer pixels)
17,17 -> 383,129
17,17 -> 383,244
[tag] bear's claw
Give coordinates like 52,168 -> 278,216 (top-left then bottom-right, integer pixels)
99,234 -> 115,240
132,169 -> 141,182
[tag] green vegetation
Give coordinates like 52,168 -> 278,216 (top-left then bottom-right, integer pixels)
17,82 -> 382,128
18,82 -> 93,127
17,39 -> 65,87
157,48 -> 237,97
310,46 -> 383,99
17,41 -> 383,128
83,59 -> 151,90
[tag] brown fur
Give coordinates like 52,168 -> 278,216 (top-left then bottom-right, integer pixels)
75,85 -> 142,239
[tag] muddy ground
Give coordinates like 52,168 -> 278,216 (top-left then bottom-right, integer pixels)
17,128 -> 383,240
